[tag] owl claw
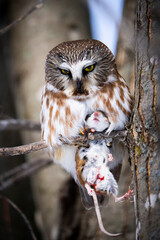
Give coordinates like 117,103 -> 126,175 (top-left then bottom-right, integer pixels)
80,127 -> 88,135
105,123 -> 116,136
80,128 -> 85,135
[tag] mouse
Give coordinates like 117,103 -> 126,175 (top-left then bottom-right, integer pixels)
76,110 -> 133,236
85,111 -> 110,133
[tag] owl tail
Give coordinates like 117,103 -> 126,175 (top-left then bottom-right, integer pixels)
78,185 -> 109,209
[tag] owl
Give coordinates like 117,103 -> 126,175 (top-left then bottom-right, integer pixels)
40,39 -> 133,207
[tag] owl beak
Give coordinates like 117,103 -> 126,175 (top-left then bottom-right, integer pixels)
73,78 -> 88,96
76,79 -> 83,93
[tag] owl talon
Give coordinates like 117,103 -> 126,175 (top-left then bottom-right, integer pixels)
80,129 -> 85,135
80,128 -> 87,135
105,123 -> 116,136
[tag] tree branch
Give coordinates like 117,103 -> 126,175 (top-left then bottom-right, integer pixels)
0,119 -> 40,131
88,129 -> 127,140
0,141 -> 47,156
0,130 -> 127,157
0,0 -> 44,35
0,158 -> 53,191
0,196 -> 38,240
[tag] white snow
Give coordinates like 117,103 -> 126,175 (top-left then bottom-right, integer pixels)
145,194 -> 157,210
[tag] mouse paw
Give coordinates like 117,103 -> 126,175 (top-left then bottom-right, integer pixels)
115,189 -> 134,203
108,153 -> 114,162
90,128 -> 96,133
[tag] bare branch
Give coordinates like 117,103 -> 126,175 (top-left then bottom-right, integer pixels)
59,130 -> 127,145
0,196 -> 38,240
0,158 -> 53,191
0,0 -> 44,35
0,140 -> 47,156
87,129 -> 127,140
0,130 -> 127,157
0,119 -> 40,131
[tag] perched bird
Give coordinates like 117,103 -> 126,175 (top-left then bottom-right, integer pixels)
40,39 -> 133,207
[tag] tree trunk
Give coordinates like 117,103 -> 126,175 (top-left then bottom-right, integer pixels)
131,0 -> 160,239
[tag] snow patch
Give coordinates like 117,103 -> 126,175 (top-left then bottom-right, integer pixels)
136,221 -> 141,240
133,195 -> 137,223
145,197 -> 149,210
150,194 -> 157,207
145,194 -> 157,210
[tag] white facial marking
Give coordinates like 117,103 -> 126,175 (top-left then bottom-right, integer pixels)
60,60 -> 94,80
46,82 -> 58,92
107,74 -> 117,83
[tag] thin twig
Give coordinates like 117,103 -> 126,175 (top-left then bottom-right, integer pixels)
0,140 -> 47,156
0,159 -> 53,191
0,119 -> 40,131
0,0 -> 44,35
0,196 -> 38,240
0,130 -> 127,157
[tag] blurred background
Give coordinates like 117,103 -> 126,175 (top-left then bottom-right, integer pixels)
0,0 -> 135,239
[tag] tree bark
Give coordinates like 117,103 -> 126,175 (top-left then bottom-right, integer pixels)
131,1 -> 160,239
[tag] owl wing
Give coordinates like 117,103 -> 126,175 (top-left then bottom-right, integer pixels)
41,87 -> 87,179
41,88 -> 86,147
86,76 -> 133,134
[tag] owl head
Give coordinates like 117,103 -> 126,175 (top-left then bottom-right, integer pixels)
45,39 -> 117,98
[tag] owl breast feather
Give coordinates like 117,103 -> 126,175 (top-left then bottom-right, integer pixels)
41,90 -> 87,147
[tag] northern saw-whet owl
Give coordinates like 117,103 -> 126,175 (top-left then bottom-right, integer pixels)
41,39 -> 133,208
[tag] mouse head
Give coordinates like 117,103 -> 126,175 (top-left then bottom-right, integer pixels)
85,111 -> 110,132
